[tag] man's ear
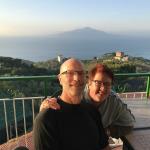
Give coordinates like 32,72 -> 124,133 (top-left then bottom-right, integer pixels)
88,80 -> 92,86
87,80 -> 92,91
57,75 -> 62,85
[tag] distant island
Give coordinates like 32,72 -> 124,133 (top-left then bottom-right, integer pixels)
0,27 -> 150,61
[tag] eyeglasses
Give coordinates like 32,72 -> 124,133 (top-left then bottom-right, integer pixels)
60,70 -> 85,77
92,80 -> 112,87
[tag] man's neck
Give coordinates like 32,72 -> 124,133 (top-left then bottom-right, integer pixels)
60,93 -> 82,104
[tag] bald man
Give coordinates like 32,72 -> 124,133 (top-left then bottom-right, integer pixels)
33,58 -> 110,150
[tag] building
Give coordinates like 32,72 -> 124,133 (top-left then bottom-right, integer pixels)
114,51 -> 128,61
57,55 -> 63,63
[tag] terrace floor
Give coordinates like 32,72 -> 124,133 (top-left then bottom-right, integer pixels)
123,99 -> 150,128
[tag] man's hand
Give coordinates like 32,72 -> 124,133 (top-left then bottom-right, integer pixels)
40,97 -> 61,111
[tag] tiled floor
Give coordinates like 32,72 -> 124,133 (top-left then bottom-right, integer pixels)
123,99 -> 150,150
125,129 -> 150,150
123,99 -> 150,128
0,132 -> 33,150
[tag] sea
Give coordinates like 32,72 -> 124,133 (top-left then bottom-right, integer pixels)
0,37 -> 150,62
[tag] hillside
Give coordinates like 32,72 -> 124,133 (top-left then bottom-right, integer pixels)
0,56 -> 60,98
33,53 -> 150,73
0,56 -> 49,76
1,53 -> 150,77
0,54 -> 150,98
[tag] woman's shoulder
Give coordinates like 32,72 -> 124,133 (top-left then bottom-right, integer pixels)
102,91 -> 123,108
81,100 -> 101,117
109,90 -> 122,101
81,100 -> 97,111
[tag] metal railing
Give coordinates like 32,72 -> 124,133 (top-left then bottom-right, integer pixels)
115,72 -> 150,98
0,76 -> 56,98
0,73 -> 150,98
0,97 -> 43,146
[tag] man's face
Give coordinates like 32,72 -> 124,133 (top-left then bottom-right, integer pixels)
58,61 -> 85,98
88,72 -> 112,103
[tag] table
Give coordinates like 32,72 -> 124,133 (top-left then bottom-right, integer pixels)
122,100 -> 150,150
123,128 -> 150,150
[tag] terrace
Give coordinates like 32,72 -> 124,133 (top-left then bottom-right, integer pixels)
0,73 -> 150,150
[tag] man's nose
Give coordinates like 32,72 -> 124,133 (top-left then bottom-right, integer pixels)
73,73 -> 80,81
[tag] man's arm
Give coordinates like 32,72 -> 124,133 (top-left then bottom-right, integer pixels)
102,145 -> 111,150
33,109 -> 59,150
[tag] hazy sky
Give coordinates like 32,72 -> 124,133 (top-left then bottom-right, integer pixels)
0,0 -> 150,36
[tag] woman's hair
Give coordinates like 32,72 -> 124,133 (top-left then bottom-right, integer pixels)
88,64 -> 114,81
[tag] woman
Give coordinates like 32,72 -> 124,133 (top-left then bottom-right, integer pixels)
40,64 -> 135,138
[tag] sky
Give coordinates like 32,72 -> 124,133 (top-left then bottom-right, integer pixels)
0,0 -> 150,36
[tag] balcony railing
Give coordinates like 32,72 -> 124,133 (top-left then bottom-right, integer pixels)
0,97 -> 44,149
0,73 -> 150,98
0,75 -> 57,98
115,72 -> 150,98
0,73 -> 150,149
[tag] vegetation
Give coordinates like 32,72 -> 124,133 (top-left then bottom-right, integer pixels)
0,56 -> 61,98
0,53 -> 150,98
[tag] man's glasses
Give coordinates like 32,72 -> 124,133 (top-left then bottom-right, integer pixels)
92,80 -> 112,87
60,70 -> 85,77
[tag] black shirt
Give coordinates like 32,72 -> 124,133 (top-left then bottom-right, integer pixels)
33,98 -> 108,150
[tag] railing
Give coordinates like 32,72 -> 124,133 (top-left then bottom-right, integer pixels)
0,73 -> 150,147
0,73 -> 150,98
0,75 -> 57,98
115,72 -> 150,98
0,97 -> 43,147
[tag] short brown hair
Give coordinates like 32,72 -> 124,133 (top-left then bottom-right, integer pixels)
88,64 -> 114,82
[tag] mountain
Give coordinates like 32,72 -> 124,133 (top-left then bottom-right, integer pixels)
52,27 -> 111,38
0,27 -> 150,61
47,27 -> 150,60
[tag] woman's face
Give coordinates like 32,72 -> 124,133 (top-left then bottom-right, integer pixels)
88,72 -> 112,103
